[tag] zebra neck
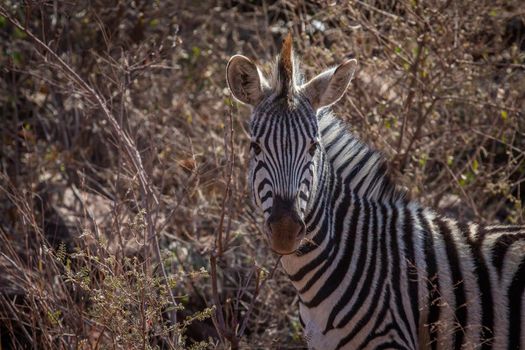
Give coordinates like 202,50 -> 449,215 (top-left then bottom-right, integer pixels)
318,112 -> 404,202
305,146 -> 333,228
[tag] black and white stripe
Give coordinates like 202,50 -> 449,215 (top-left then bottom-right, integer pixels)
276,111 -> 525,349
250,96 -> 319,222
229,45 -> 525,349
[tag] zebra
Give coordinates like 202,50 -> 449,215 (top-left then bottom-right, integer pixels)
226,34 -> 525,350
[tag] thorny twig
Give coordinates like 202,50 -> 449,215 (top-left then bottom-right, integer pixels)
215,104 -> 236,256
397,31 -> 426,154
210,100 -> 237,347
237,257 -> 281,338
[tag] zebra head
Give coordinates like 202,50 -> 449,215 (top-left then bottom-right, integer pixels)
226,35 -> 357,255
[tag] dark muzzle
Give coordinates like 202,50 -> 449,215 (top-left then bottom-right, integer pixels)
266,196 -> 305,255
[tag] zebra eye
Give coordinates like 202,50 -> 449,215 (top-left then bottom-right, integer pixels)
308,142 -> 318,156
251,142 -> 262,155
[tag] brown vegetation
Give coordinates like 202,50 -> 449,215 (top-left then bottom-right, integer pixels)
0,1 -> 523,349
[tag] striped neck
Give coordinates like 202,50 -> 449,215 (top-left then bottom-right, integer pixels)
317,111 -> 404,203
302,146 -> 335,250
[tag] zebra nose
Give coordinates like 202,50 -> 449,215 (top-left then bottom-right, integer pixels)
267,202 -> 305,255
268,216 -> 304,254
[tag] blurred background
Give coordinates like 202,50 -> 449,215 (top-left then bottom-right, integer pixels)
0,1 -> 524,349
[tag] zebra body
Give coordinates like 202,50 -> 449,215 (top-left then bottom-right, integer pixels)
283,113 -> 525,349
226,35 -> 525,349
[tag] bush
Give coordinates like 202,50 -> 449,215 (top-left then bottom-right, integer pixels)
0,1 -> 523,348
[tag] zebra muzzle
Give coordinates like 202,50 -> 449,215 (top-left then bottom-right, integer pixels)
266,200 -> 305,255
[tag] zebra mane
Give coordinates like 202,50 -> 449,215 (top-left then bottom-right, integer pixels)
267,35 -> 305,99
319,111 -> 406,202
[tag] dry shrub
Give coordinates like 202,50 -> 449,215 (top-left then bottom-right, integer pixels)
0,1 -> 523,349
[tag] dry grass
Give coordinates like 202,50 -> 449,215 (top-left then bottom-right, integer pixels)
0,1 -> 523,349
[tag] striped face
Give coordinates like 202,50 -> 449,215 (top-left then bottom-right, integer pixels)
249,96 -> 319,254
226,35 -> 356,255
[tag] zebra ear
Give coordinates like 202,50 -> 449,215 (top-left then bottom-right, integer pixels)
226,55 -> 266,106
301,59 -> 357,110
